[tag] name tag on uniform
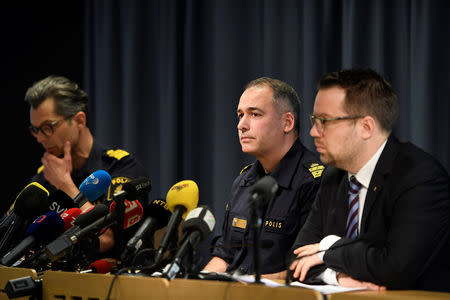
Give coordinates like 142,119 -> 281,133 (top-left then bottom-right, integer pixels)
264,218 -> 284,233
232,217 -> 247,229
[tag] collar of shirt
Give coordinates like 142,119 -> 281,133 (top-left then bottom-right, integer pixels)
241,138 -> 304,189
347,139 -> 387,231
348,139 -> 388,188
71,139 -> 102,182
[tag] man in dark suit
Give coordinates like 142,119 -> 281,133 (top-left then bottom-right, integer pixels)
288,68 -> 449,292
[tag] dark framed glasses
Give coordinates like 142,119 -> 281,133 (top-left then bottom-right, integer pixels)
29,115 -> 73,137
309,114 -> 363,133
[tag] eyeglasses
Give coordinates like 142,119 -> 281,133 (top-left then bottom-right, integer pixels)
309,114 -> 363,133
29,115 -> 73,137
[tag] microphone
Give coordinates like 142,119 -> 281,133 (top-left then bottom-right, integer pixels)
16,204 -> 109,269
109,199 -> 144,229
247,176 -> 278,208
82,258 -> 118,274
0,182 -> 49,256
161,206 -> 215,280
153,180 -> 199,264
120,198 -> 171,262
60,208 -> 82,232
0,182 -> 49,235
25,204 -> 109,266
0,211 -> 64,266
44,200 -> 143,263
113,177 -> 152,201
72,170 -> 112,207
13,182 -> 50,218
247,175 -> 278,283
111,177 -> 151,254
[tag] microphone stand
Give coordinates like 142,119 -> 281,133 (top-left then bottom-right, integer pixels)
249,197 -> 262,284
114,195 -> 125,256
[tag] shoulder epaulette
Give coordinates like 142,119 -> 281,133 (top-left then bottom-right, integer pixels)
304,162 -> 325,179
106,149 -> 130,160
37,165 -> 44,174
240,163 -> 253,175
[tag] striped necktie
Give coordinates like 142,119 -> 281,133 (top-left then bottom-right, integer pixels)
345,176 -> 362,239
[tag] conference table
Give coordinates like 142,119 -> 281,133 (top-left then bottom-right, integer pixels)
1,266 -> 448,300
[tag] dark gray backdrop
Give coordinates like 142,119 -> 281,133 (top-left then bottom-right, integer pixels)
3,1 -> 449,262
84,0 -> 450,233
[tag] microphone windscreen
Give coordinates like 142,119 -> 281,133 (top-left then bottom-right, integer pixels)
26,211 -> 64,242
74,204 -> 109,227
182,206 -> 215,241
121,177 -> 152,199
79,170 -> 112,201
60,208 -> 82,232
88,258 -> 118,273
14,182 -> 49,218
109,200 -> 144,229
250,176 -> 278,205
166,180 -> 199,218
146,198 -> 171,230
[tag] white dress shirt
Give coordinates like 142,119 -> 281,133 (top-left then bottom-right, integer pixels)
317,140 -> 387,285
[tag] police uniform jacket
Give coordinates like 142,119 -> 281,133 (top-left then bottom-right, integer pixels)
212,138 -> 323,274
288,136 -> 450,292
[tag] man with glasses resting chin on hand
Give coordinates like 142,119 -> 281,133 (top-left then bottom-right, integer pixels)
287,68 -> 449,292
7,76 -> 148,257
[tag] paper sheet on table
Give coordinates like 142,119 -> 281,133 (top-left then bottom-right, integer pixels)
290,281 -> 366,294
231,274 -> 285,287
232,274 -> 366,294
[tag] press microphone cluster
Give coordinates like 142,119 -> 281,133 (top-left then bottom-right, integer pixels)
43,198 -> 143,264
161,206 -> 216,280
19,204 -> 110,268
1,171 -> 154,272
1,169 -> 110,260
0,211 -> 64,266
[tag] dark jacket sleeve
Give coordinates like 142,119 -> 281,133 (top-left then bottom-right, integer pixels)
287,176 -> 328,282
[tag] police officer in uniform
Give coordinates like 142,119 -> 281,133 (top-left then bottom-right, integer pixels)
20,76 -> 148,258
203,77 -> 323,279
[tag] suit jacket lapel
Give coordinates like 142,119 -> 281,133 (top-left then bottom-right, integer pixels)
361,136 -> 399,232
336,173 -> 350,235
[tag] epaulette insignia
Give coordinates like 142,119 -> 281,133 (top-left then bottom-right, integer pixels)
37,165 -> 44,174
308,163 -> 324,178
240,163 -> 253,175
106,149 -> 130,160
